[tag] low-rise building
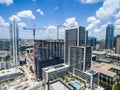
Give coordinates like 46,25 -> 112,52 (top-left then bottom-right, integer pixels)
92,63 -> 120,85
74,68 -> 99,90
92,51 -> 107,58
36,57 -> 64,78
0,67 -> 23,82
42,63 -> 69,83
107,53 -> 120,60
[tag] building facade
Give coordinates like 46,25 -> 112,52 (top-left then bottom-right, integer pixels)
64,26 -> 86,65
88,36 -> 96,50
99,39 -> 105,50
115,35 -> 120,54
35,39 -> 64,60
36,57 -> 63,78
105,24 -> 114,50
0,39 -> 10,51
9,20 -> 19,66
74,68 -> 99,90
69,46 -> 92,72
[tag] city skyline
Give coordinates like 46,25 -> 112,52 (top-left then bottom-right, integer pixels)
0,0 -> 120,40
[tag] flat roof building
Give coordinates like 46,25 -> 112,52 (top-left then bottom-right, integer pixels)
92,63 -> 120,84
0,67 -> 23,82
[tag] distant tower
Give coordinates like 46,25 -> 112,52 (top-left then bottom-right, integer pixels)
116,35 -> 120,54
99,39 -> 105,50
105,24 -> 114,50
9,19 -> 19,66
88,36 -> 96,50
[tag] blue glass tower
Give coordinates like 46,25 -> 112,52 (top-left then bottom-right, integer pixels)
105,24 -> 114,50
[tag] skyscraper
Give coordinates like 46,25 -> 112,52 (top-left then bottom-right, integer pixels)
64,26 -> 91,72
9,19 -> 19,66
64,26 -> 86,65
88,36 -> 96,50
105,24 -> 114,49
69,46 -> 91,72
116,35 -> 120,54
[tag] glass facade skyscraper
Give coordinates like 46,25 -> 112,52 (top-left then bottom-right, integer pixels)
105,24 -> 114,49
64,26 -> 91,72
64,26 -> 86,65
88,36 -> 96,50
9,19 -> 19,66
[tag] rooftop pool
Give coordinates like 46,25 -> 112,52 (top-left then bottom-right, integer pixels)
72,82 -> 81,89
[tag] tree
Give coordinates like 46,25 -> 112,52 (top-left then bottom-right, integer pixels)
3,54 -> 10,61
114,83 -> 120,90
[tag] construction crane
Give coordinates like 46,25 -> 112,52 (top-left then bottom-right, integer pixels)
23,25 -> 65,78
23,27 -> 46,78
48,25 -> 66,40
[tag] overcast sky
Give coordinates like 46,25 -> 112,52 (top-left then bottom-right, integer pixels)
0,0 -> 120,40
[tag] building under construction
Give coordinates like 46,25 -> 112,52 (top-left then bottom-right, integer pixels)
35,39 -> 64,78
35,39 -> 64,60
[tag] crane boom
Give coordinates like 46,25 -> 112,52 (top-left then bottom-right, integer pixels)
23,27 -> 46,78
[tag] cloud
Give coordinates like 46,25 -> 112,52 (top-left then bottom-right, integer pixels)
87,16 -> 97,23
115,11 -> 120,19
93,28 -> 101,33
0,16 -> 9,39
80,0 -> 104,4
114,19 -> 120,29
0,16 -> 9,27
47,25 -> 57,30
86,0 -> 120,40
55,7 -> 58,10
0,0 -> 13,5
18,22 -> 27,28
63,17 -> 78,27
36,9 -> 44,16
9,10 -> 35,22
9,15 -> 21,22
86,18 -> 101,30
17,10 -> 35,19
96,0 -> 120,20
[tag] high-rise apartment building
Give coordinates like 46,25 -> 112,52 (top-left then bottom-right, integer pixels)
64,26 -> 91,72
64,26 -> 86,65
9,19 -> 19,66
105,24 -> 114,49
69,46 -> 91,72
88,36 -> 96,50
116,35 -> 120,54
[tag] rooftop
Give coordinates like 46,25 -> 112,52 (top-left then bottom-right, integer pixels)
96,58 -> 113,63
92,51 -> 107,55
86,69 -> 98,75
50,80 -> 71,90
0,67 -> 23,77
42,63 -> 69,73
107,53 -> 120,57
92,63 -> 120,77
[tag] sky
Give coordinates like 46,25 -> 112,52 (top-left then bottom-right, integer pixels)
0,0 -> 120,40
